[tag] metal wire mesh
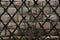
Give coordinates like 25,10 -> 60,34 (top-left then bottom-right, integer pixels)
0,0 -> 60,40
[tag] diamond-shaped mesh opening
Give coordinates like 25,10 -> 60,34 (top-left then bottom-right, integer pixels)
7,7 -> 16,15
56,7 -> 60,15
43,6 -> 51,15
1,1 -> 10,7
1,14 -> 10,23
0,0 -> 60,40
0,7 -> 4,15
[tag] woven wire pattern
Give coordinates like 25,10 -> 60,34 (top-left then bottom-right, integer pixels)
0,0 -> 60,40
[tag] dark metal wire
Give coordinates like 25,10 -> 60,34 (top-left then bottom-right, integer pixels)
0,0 -> 60,40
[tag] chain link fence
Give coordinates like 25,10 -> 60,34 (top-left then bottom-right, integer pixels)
0,0 -> 60,40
